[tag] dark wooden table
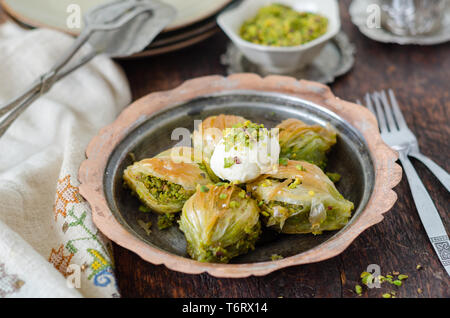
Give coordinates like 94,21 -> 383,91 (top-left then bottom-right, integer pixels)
2,0 -> 449,298
115,0 -> 449,298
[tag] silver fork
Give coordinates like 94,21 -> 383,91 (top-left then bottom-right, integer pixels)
357,89 -> 450,277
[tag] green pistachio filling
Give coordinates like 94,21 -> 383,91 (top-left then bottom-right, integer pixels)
157,213 -> 176,230
240,4 -> 328,47
141,175 -> 191,204
186,222 -> 261,263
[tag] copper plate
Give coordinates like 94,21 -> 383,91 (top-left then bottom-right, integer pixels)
79,74 -> 402,278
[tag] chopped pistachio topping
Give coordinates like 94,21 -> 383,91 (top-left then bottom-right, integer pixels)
398,274 -> 408,280
219,193 -> 228,200
288,177 -> 301,189
296,164 -> 306,171
200,185 -> 209,193
224,157 -> 235,168
223,120 -> 268,152
393,280 -> 402,286
382,293 -> 391,298
355,285 -> 362,295
239,190 -> 246,199
229,201 -> 240,209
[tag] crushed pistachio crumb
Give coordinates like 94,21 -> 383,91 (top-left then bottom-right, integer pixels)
355,285 -> 362,295
288,178 -> 301,189
219,193 -> 228,200
229,201 -> 240,209
200,185 -> 209,193
279,157 -> 288,166
271,254 -> 283,261
357,269 -> 410,298
416,264 -> 422,270
157,213 -> 176,230
224,157 -> 235,168
139,205 -> 152,213
361,272 -> 374,286
296,164 -> 306,171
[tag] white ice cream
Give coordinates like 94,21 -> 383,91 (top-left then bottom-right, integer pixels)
210,126 -> 280,183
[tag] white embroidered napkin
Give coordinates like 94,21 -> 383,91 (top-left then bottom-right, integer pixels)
0,22 -> 131,298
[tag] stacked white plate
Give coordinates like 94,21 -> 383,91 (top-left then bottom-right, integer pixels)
1,0 -> 234,57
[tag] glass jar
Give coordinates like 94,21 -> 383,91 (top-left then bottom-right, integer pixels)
380,0 -> 447,36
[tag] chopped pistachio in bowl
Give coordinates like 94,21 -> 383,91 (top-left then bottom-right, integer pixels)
240,4 -> 329,47
217,0 -> 341,73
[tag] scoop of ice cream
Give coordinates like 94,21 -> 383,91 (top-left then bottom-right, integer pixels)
210,122 -> 280,183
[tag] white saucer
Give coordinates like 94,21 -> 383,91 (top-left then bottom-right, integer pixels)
221,32 -> 355,84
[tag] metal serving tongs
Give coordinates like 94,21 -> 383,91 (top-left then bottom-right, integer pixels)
0,0 -> 176,137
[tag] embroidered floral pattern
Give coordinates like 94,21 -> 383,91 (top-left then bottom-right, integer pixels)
50,174 -> 119,295
87,249 -> 115,287
54,175 -> 81,220
62,207 -> 116,288
0,264 -> 25,298
48,244 -> 74,277
65,208 -> 109,256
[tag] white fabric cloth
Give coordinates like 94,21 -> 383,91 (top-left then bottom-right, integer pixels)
0,23 -> 131,298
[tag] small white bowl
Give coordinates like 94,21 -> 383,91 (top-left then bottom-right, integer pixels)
217,0 -> 341,73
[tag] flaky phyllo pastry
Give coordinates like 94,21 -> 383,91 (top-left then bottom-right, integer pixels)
277,118 -> 337,170
179,184 -> 261,263
248,160 -> 353,235
123,147 -> 212,214
124,114 -> 355,264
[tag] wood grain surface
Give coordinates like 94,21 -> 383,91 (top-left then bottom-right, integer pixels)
1,0 -> 449,298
